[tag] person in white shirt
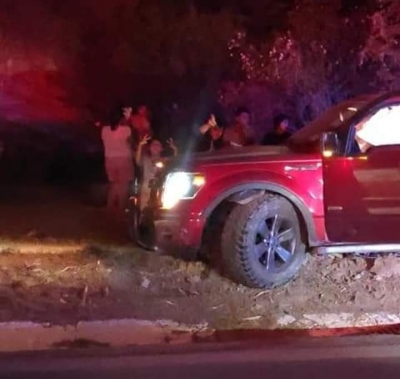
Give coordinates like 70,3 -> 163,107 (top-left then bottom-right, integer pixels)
101,113 -> 134,212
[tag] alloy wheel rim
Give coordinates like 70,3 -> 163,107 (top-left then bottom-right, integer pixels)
253,214 -> 297,273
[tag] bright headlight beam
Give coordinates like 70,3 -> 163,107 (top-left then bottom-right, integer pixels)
161,172 -> 205,210
167,172 -> 192,196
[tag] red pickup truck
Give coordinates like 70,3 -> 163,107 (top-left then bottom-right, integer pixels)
128,92 -> 400,288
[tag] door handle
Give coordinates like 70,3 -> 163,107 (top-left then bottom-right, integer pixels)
327,206 -> 343,211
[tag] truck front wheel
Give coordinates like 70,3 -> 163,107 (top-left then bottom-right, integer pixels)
221,194 -> 306,288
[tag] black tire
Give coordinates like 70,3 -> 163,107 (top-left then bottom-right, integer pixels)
221,194 -> 306,288
126,199 -> 156,251
200,201 -> 237,265
127,201 -> 140,243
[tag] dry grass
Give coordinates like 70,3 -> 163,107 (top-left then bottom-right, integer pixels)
0,186 -> 399,330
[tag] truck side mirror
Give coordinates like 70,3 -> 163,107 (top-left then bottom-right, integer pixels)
321,132 -> 339,158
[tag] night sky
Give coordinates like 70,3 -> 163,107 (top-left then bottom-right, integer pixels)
197,0 -> 373,38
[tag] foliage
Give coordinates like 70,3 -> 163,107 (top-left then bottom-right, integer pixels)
0,0 -> 238,125
64,0 -> 237,120
360,0 -> 400,90
219,81 -> 288,137
2,0 -> 399,134
226,0 -> 371,126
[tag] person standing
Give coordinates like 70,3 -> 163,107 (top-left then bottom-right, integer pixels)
131,105 -> 152,141
118,105 -> 140,151
262,115 -> 292,145
101,111 -> 134,213
223,107 -> 256,147
199,114 -> 230,151
200,107 -> 256,149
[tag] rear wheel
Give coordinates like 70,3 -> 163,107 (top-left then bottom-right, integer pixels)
221,194 -> 306,288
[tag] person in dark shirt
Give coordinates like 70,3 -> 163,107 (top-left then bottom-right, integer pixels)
199,114 -> 230,151
262,114 -> 292,145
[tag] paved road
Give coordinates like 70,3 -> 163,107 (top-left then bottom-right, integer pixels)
2,335 -> 400,378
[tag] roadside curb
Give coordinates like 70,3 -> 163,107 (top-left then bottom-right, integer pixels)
2,313 -> 400,352
0,319 -> 208,352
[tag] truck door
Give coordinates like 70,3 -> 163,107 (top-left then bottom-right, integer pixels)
323,103 -> 400,243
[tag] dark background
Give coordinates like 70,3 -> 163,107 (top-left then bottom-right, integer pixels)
0,0 -> 387,185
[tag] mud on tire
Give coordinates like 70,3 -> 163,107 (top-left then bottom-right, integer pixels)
221,194 -> 306,288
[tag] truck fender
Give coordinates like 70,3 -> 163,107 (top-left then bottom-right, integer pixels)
203,182 -> 317,245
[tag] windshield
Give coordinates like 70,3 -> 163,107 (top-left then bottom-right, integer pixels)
290,94 -> 381,147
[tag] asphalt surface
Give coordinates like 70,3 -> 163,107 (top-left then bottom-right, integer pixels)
2,335 -> 400,378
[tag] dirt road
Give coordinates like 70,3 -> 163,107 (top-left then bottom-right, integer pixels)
4,335 -> 400,378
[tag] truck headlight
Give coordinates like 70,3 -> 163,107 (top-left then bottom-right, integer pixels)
161,172 -> 205,210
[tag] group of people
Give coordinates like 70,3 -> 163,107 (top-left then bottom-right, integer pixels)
200,107 -> 293,150
99,104 -> 294,215
99,105 -> 178,214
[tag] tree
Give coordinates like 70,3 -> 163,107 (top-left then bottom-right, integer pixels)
65,0 -> 238,124
0,0 -> 240,128
227,0 -> 370,126
0,0 -> 84,123
360,0 -> 400,90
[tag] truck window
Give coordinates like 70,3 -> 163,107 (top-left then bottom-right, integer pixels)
353,104 -> 400,153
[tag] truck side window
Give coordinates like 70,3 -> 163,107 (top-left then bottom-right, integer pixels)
353,104 -> 400,153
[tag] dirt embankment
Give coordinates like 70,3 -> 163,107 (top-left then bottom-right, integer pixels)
1,247 -> 400,329
0,186 -> 400,329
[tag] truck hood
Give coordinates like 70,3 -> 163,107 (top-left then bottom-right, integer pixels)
164,146 -> 318,175
192,145 -> 297,164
